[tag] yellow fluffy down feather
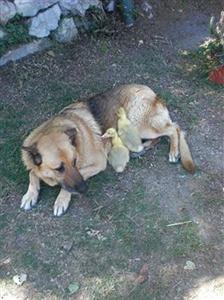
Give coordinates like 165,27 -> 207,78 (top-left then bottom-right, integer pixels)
117,107 -> 143,153
102,128 -> 129,173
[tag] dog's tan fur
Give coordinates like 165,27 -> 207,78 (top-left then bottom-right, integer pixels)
21,84 -> 195,216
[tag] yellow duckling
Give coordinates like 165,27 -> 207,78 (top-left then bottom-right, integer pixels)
117,107 -> 143,153
102,128 -> 129,173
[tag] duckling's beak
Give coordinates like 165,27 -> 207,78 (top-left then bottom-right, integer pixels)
101,132 -> 111,139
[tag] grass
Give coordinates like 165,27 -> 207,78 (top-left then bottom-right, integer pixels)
0,15 -> 32,57
20,252 -> 39,270
169,223 -> 202,257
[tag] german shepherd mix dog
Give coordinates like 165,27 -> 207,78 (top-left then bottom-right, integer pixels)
21,84 -> 195,216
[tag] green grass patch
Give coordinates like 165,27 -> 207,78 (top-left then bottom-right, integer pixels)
20,251 -> 40,270
157,89 -> 199,127
0,214 -> 8,230
168,223 -> 201,257
0,103 -> 28,188
0,15 -> 32,56
41,262 -> 61,278
95,182 -> 164,256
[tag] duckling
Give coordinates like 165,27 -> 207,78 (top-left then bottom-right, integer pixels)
117,107 -> 143,153
102,128 -> 129,173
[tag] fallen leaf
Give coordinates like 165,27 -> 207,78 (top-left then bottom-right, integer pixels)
68,282 -> 80,295
134,263 -> 149,284
13,273 -> 27,286
47,50 -> 55,57
184,260 -> 196,270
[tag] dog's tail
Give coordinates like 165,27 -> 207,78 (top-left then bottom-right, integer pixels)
178,128 -> 196,174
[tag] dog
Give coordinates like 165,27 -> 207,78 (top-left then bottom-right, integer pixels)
21,84 -> 195,216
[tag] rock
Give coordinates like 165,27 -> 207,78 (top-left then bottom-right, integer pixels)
0,27 -> 6,39
15,0 -> 58,17
184,260 -> 196,270
13,273 -> 27,286
59,0 -> 102,16
68,282 -> 80,295
141,1 -> 153,19
0,39 -> 52,67
216,11 -> 224,42
104,0 -> 116,13
29,4 -> 61,38
61,240 -> 74,252
54,17 -> 78,43
0,0 -> 16,25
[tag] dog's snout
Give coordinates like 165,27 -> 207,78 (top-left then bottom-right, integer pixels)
75,180 -> 87,193
62,179 -> 87,194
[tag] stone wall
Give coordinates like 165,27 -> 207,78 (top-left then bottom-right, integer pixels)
0,0 -> 103,43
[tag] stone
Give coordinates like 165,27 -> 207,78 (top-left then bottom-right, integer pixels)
0,39 -> 52,67
216,11 -> 224,42
59,0 -> 102,16
184,260 -> 196,270
0,27 -> 6,39
29,4 -> 61,38
13,273 -> 27,286
141,1 -> 153,19
14,0 -> 58,17
0,0 -> 16,25
54,17 -> 78,43
104,0 -> 115,13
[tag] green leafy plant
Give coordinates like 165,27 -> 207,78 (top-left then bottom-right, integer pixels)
181,37 -> 223,79
181,11 -> 224,80
0,15 -> 32,57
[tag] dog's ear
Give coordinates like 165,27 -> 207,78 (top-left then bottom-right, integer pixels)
65,128 -> 77,146
22,144 -> 42,166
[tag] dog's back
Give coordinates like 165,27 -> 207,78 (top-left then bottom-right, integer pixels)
86,84 -> 157,132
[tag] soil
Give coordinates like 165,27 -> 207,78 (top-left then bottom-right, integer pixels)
0,1 -> 223,300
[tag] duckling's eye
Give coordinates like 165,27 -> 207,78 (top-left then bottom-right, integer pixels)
55,163 -> 65,173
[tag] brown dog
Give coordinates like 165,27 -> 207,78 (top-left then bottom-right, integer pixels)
21,84 -> 195,216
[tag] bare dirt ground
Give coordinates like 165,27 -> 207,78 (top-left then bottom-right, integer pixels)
0,1 -> 223,299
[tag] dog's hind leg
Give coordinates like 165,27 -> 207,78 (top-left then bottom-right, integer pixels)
53,189 -> 72,217
161,123 -> 180,163
21,171 -> 40,210
130,138 -> 160,158
142,138 -> 161,150
139,117 -> 195,172
139,122 -> 180,162
138,98 -> 180,163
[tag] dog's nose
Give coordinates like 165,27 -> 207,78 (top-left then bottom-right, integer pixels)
75,181 -> 88,193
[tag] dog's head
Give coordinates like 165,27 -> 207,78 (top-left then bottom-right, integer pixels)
22,127 -> 87,193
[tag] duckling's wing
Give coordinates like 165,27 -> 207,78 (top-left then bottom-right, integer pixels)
119,126 -> 142,150
108,146 -> 129,168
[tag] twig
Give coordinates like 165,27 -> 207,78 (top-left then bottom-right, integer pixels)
92,205 -> 105,212
166,221 -> 192,227
152,35 -> 166,40
0,257 -> 11,266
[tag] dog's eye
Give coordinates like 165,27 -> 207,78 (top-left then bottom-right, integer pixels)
73,158 -> 77,166
55,163 -> 65,173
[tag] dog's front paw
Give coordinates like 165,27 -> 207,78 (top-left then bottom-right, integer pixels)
169,152 -> 180,163
53,197 -> 70,217
20,192 -> 38,210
